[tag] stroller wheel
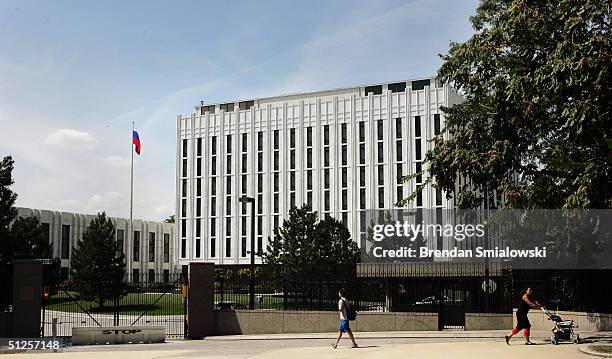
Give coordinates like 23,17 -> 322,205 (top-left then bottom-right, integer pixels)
551,336 -> 558,345
573,335 -> 580,344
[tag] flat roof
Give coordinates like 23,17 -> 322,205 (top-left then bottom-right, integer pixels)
195,76 -> 438,109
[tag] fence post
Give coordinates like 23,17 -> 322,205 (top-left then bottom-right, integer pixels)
283,274 -> 287,311
187,263 -> 215,339
51,318 -> 57,353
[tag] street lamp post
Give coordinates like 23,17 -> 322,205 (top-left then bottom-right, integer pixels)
239,195 -> 256,310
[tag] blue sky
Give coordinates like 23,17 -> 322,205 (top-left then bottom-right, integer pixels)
0,0 -> 478,221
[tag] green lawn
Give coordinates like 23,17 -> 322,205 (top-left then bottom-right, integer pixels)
45,291 -> 383,315
46,292 -> 185,315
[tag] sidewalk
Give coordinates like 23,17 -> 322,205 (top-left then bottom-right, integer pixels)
4,331 -> 611,359
205,329 -> 612,341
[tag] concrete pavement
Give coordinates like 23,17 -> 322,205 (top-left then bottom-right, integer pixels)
4,330 -> 612,358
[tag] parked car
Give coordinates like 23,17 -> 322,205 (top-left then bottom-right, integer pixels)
414,295 -> 454,305
214,301 -> 246,310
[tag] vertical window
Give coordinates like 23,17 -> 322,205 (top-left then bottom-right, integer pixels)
148,232 -> 155,262
133,231 -> 140,262
61,225 -> 70,259
116,229 -> 124,255
359,144 -> 365,164
210,218 -> 216,258
290,128 -> 296,148
434,114 -> 441,135
211,136 -> 217,155
306,127 -> 312,146
273,130 -> 279,149
181,220 -> 186,258
163,233 -> 170,263
359,122 -> 365,142
226,135 -> 232,153
323,125 -> 329,145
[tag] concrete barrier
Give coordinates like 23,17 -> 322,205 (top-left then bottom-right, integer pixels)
214,310 -> 438,335
513,309 -> 612,332
72,326 -> 165,345
465,313 -> 513,330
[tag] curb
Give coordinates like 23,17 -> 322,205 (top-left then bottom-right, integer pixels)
579,345 -> 612,358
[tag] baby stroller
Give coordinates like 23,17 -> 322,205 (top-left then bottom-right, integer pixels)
542,308 -> 580,345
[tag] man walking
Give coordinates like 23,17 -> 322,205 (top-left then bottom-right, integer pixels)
331,288 -> 358,349
505,287 -> 542,345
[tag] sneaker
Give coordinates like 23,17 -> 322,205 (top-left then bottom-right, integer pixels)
331,342 -> 337,349
505,336 -> 510,345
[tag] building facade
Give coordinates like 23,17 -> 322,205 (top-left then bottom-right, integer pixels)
176,77 -> 463,266
17,207 -> 178,281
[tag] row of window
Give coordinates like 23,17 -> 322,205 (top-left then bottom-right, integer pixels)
51,224 -> 171,263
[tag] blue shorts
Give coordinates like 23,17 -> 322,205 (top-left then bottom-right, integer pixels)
339,319 -> 351,333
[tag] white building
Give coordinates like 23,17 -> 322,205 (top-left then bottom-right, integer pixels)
176,77 -> 463,265
17,207 -> 178,281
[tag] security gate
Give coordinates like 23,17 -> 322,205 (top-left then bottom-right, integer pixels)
438,282 -> 466,330
41,272 -> 187,338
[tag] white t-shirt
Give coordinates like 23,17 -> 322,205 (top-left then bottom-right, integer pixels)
338,298 -> 348,320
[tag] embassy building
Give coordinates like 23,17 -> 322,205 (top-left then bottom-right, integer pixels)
17,207 -> 178,281
175,77 -> 463,266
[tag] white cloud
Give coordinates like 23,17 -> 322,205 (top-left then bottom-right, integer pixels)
105,155 -> 131,168
86,192 -> 125,213
44,128 -> 99,149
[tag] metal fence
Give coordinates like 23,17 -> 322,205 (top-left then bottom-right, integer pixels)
214,265 -> 612,314
42,272 -> 186,338
509,269 -> 612,313
213,265 -> 509,313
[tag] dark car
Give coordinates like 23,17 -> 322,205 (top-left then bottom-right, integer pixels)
214,301 -> 246,310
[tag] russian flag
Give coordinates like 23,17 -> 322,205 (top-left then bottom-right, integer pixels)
133,131 -> 141,155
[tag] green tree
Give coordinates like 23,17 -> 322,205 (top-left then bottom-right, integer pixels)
0,156 -> 18,266
10,216 -> 54,260
10,216 -> 63,293
401,0 -> 611,209
71,212 -> 126,307
263,204 -> 360,280
164,214 -> 175,223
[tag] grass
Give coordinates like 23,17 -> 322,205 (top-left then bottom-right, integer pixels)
589,345 -> 612,354
46,291 -> 385,315
46,292 -> 185,315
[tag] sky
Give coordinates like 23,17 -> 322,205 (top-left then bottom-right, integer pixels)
0,0 -> 478,221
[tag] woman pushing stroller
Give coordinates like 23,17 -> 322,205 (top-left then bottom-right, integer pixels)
505,287 -> 543,345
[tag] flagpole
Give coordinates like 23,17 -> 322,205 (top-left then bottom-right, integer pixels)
130,122 -> 134,279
